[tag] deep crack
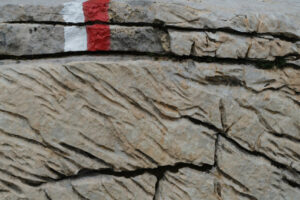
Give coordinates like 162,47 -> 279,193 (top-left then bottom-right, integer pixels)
5,20 -> 299,43
33,162 -> 213,188
1,50 -> 298,69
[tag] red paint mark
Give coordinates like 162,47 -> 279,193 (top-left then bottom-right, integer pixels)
86,24 -> 110,51
83,0 -> 110,22
83,1 -> 110,51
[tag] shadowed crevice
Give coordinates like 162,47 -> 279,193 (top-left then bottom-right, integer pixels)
282,177 -> 300,189
26,162 -> 214,189
0,50 -> 298,69
5,20 -> 299,43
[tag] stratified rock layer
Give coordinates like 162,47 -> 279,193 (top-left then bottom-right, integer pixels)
0,24 -> 299,61
0,0 -> 299,199
1,0 -> 300,38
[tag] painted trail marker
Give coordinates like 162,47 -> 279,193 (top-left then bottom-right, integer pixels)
62,0 -> 111,52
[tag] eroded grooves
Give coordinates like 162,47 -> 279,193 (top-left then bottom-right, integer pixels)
0,1 -> 299,199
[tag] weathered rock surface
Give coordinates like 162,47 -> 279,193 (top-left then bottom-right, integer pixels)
0,0 -> 299,199
217,136 -> 300,200
0,58 -> 299,199
155,167 -> 219,200
0,24 -> 166,56
0,24 -> 299,62
0,173 -> 156,200
155,167 -> 256,200
0,60 -> 218,182
1,0 -> 300,39
169,31 -> 299,60
155,136 -> 300,200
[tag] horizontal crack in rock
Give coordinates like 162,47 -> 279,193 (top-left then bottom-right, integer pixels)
34,162 -> 213,188
0,51 -> 298,69
4,21 -> 299,43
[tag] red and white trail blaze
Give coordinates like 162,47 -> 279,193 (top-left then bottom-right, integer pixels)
62,0 -> 110,52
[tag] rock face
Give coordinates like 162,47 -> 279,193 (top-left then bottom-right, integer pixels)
0,0 -> 299,200
1,173 -> 157,200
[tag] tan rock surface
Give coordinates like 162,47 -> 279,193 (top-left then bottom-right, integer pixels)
156,136 -> 300,200
0,1 -> 299,199
0,60 -> 218,188
2,24 -> 299,62
155,167 -> 218,200
0,58 -> 299,199
217,136 -> 300,200
0,173 -> 156,200
1,0 -> 300,39
169,31 -> 299,60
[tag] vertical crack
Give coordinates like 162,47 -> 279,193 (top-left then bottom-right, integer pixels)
219,99 -> 227,132
214,181 -> 222,199
152,169 -> 164,200
214,133 -> 220,168
44,190 -> 52,200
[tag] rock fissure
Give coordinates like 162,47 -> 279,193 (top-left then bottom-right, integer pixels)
282,176 -> 300,189
3,21 -> 299,43
0,51 -> 297,69
36,163 -> 214,188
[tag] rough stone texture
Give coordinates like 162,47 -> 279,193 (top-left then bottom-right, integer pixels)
1,0 -> 300,39
0,24 -> 166,56
155,167 -> 256,200
0,24 -> 64,56
0,58 -> 299,199
0,1 -> 300,199
155,168 -> 218,200
0,60 -> 218,179
0,4 -> 64,22
109,0 -> 300,39
169,31 -> 299,60
155,136 -> 300,200
0,173 -> 156,200
217,136 -> 300,200
0,24 -> 299,62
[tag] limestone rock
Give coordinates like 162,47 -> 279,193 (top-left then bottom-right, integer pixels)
155,167 -> 260,200
169,31 -> 299,60
0,24 -> 165,56
217,136 -> 300,200
155,136 -> 300,200
0,173 -> 156,200
186,62 -> 300,172
0,58 -> 299,198
0,1 -> 299,197
0,60 -> 218,190
0,0 -> 300,39
155,167 -> 218,200
0,24 -> 299,63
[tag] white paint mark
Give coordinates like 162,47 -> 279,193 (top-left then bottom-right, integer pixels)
61,0 -> 86,23
64,26 -> 87,52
